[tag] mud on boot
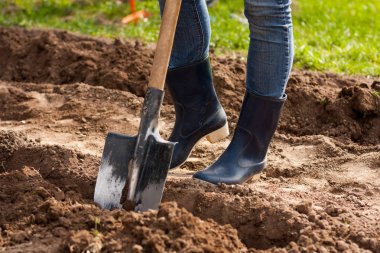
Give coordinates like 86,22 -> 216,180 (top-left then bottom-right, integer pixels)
167,58 -> 229,169
193,91 -> 286,184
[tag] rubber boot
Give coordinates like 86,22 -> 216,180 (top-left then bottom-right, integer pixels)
193,91 -> 286,184
167,58 -> 229,169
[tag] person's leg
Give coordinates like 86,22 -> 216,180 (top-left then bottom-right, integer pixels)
245,0 -> 294,98
158,0 -> 210,69
158,0 -> 229,169
193,0 -> 293,184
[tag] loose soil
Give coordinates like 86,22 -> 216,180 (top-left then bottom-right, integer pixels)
0,27 -> 379,253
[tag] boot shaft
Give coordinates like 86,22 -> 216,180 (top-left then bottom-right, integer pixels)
236,92 -> 287,154
166,58 -> 217,106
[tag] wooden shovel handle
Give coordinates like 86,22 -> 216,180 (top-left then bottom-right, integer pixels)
148,0 -> 181,90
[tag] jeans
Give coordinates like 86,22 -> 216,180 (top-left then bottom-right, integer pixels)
158,0 -> 294,99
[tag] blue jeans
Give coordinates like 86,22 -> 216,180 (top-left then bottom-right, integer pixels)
158,0 -> 294,99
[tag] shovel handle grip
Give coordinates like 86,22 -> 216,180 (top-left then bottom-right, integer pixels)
148,0 -> 181,90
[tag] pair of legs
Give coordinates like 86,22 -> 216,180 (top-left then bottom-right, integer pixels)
159,0 -> 293,98
159,0 -> 294,184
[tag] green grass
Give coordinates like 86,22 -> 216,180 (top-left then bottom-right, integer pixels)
0,0 -> 379,76
293,0 -> 380,76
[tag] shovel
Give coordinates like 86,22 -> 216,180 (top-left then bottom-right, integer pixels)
94,0 -> 182,212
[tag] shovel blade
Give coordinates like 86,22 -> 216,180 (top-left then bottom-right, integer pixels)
94,132 -> 136,210
132,134 -> 174,212
94,131 -> 174,211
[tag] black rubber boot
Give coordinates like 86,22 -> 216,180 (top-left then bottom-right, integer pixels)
167,58 -> 229,169
193,91 -> 286,184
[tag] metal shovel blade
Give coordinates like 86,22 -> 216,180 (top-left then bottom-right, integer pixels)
94,88 -> 174,211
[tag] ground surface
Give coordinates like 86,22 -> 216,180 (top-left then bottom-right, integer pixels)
0,27 -> 379,253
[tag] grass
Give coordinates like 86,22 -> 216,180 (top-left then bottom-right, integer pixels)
0,0 -> 379,76
293,0 -> 380,76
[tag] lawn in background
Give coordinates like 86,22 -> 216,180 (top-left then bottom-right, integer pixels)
0,0 -> 379,76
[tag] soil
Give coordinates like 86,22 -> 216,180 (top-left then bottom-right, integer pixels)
0,27 -> 379,253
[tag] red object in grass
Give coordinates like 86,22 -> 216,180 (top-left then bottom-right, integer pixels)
130,0 -> 136,12
122,0 -> 150,24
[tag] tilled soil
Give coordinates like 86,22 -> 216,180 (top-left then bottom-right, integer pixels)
0,27 -> 379,253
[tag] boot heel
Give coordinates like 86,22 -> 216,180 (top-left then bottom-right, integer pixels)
206,122 -> 229,143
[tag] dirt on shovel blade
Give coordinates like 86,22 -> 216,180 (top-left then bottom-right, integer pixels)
0,27 -> 379,253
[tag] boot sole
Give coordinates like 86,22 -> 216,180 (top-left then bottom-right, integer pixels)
192,172 -> 262,185
205,122 -> 230,143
